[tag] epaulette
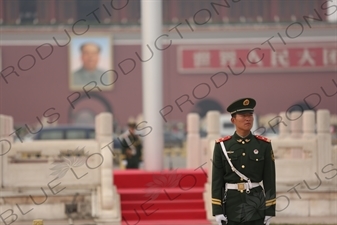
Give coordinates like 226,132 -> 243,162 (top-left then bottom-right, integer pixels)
255,135 -> 271,143
216,135 -> 231,143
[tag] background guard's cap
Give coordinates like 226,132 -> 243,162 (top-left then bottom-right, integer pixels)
226,98 -> 256,115
127,121 -> 137,128
127,117 -> 137,128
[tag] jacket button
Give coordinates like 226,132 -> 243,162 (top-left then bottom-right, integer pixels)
242,165 -> 245,168
242,153 -> 246,156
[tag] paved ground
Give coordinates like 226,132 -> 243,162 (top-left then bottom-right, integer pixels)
9,216 -> 337,225
271,216 -> 337,224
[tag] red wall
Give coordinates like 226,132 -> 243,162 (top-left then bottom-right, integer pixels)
1,43 -> 336,128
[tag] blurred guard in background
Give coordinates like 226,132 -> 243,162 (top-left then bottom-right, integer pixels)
120,121 -> 143,169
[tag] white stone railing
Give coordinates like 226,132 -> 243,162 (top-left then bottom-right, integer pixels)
5,140 -> 99,188
186,111 -> 220,221
0,113 -> 121,223
272,110 -> 334,187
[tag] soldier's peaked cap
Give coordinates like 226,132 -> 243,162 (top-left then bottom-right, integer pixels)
227,98 -> 256,115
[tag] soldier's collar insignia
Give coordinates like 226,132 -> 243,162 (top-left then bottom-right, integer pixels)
237,138 -> 250,144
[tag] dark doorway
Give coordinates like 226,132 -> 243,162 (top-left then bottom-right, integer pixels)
19,0 -> 37,24
288,101 -> 315,113
192,99 -> 224,118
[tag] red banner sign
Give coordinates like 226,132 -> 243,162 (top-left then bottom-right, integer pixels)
177,42 -> 337,74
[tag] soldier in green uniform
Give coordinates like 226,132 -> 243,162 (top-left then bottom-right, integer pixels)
212,98 -> 276,225
120,122 -> 143,169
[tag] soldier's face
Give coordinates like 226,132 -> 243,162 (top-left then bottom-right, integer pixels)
231,112 -> 254,132
129,127 -> 135,134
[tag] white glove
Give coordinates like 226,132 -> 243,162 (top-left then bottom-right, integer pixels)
264,216 -> 272,225
215,214 -> 227,225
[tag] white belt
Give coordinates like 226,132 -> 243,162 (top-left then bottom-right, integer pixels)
226,182 -> 260,192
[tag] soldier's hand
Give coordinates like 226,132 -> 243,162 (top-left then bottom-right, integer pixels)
264,216 -> 272,225
215,214 -> 227,225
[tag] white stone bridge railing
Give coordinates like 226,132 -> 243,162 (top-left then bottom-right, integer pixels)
0,113 -> 121,224
271,110 -> 335,186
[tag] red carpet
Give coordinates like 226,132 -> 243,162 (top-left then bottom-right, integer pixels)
113,169 -> 211,225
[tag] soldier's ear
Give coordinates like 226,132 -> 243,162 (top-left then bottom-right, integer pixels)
231,117 -> 235,124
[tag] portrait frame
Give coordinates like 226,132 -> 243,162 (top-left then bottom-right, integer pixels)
69,35 -> 114,91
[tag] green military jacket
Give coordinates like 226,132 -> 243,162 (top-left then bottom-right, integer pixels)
120,131 -> 143,168
211,132 -> 276,222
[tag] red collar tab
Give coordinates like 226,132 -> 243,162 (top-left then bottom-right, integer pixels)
216,135 -> 232,143
255,135 -> 271,143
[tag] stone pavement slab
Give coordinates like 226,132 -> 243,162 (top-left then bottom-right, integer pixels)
7,216 -> 337,225
271,216 -> 337,224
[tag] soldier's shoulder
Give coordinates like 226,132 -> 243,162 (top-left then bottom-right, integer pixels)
216,135 -> 232,143
254,135 -> 271,143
